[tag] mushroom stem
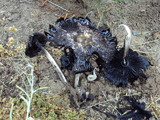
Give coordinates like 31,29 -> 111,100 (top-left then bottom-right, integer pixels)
119,24 -> 132,64
74,73 -> 81,88
87,68 -> 97,81
40,45 -> 68,84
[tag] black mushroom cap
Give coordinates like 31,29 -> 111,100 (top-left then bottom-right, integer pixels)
103,48 -> 150,87
25,33 -> 47,57
45,17 -> 117,73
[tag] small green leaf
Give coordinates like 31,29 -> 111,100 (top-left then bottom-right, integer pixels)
33,87 -> 49,93
16,85 -> 29,99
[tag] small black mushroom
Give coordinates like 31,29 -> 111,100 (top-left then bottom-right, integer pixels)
103,48 -> 150,87
103,24 -> 150,87
25,32 -> 68,83
25,33 -> 47,57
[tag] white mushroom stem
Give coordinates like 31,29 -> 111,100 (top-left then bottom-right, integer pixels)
119,24 -> 132,64
40,46 -> 68,84
74,73 -> 81,88
87,68 -> 97,81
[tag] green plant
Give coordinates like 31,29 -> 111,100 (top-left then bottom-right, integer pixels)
0,92 -> 87,120
15,64 -> 48,120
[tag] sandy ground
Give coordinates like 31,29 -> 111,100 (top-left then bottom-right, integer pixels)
0,0 -> 160,119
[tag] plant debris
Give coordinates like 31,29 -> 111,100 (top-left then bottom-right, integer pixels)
92,96 -> 152,120
117,96 -> 152,120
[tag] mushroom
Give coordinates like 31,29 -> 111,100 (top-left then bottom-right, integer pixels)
25,33 -> 68,84
103,24 -> 150,87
